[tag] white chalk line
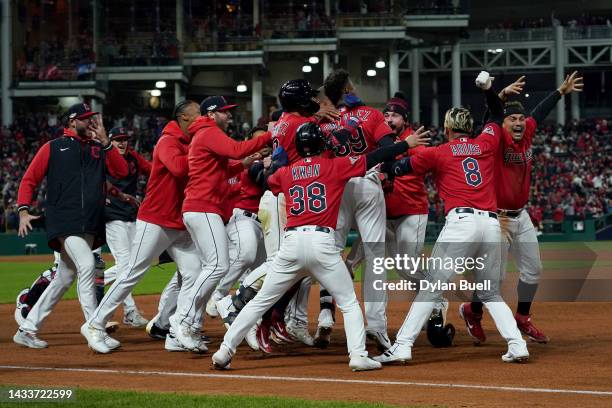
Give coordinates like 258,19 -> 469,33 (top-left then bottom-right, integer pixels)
1,365 -> 611,397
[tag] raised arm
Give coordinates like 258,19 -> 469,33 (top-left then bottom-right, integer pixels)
531,71 -> 583,124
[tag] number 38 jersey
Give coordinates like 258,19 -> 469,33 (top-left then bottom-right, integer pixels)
267,155 -> 367,229
410,122 -> 502,214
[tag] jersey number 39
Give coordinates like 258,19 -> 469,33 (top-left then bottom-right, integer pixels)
289,182 -> 327,215
462,157 -> 482,187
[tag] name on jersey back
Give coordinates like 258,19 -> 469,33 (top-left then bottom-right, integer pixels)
450,143 -> 482,156
292,163 -> 321,180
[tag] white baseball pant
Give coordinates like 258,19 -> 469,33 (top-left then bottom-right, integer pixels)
499,210 -> 543,284
394,209 -> 525,349
104,220 -> 138,312
210,208 -> 265,304
20,234 -> 96,333
334,173 -> 387,332
221,227 -> 368,359
153,271 -> 180,330
386,214 -> 428,280
89,220 -> 202,331
175,212 -> 230,330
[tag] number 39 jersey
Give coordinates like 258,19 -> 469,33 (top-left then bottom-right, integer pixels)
409,122 -> 502,214
267,155 -> 367,229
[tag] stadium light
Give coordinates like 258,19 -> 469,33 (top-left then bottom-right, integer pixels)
375,58 -> 386,69
525,93 -> 530,98
155,81 -> 167,89
308,56 -> 319,64
366,69 -> 376,77
302,65 -> 312,73
150,89 -> 161,97
236,82 -> 248,93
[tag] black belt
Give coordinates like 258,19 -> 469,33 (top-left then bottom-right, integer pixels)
242,210 -> 260,222
497,209 -> 522,218
286,226 -> 332,234
455,207 -> 498,219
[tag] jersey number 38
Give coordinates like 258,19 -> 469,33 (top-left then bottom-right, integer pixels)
289,182 -> 327,215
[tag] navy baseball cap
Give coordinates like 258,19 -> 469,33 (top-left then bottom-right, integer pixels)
64,102 -> 99,121
109,127 -> 130,140
200,96 -> 238,114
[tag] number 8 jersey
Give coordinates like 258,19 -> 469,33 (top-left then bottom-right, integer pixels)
409,122 -> 502,214
267,155 -> 367,229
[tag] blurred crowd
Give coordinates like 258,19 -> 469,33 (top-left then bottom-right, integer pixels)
2,112 -> 609,233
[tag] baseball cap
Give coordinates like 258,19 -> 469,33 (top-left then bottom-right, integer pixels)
109,127 -> 130,140
200,96 -> 238,114
64,102 -> 99,121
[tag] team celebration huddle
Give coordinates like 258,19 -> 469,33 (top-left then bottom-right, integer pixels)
13,67 -> 583,372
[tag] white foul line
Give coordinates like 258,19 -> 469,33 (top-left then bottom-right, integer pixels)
1,365 -> 611,397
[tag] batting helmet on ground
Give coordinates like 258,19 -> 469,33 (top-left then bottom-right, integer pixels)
426,308 -> 456,348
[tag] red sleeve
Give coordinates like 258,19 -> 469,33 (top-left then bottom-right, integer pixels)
336,156 -> 367,182
368,110 -> 394,144
409,146 -> 438,175
477,123 -> 503,152
158,136 -> 189,178
267,169 -> 284,196
204,128 -> 271,160
525,117 -> 537,145
17,142 -> 51,211
131,150 -> 152,176
105,145 -> 129,179
227,160 -> 245,178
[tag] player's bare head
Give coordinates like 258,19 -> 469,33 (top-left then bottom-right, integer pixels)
444,107 -> 473,140
323,69 -> 354,106
384,96 -> 410,136
503,101 -> 527,141
316,87 -> 335,110
173,100 -> 200,129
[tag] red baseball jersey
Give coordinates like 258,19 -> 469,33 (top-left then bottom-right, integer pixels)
385,129 -> 429,217
320,105 -> 392,157
267,155 -> 367,229
234,165 -> 265,213
410,123 -> 503,214
271,112 -> 316,164
495,117 -> 536,210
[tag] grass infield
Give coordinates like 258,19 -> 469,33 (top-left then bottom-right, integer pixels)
0,241 -> 608,305
0,386 -> 407,408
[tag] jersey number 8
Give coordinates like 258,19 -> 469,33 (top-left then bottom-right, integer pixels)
289,182 -> 327,215
462,157 -> 482,187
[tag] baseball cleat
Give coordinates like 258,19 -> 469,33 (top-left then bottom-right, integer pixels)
211,345 -> 234,370
313,326 -> 332,349
170,317 -> 207,353
146,321 -> 169,340
366,330 -> 392,352
14,288 -> 30,327
216,295 -> 237,329
206,296 -> 219,318
502,343 -> 530,363
123,309 -> 149,328
256,322 -> 273,354
80,323 -> 111,354
245,325 -> 259,351
105,321 -> 120,334
165,332 -> 187,352
200,334 -> 212,345
104,334 -> 121,350
515,313 -> 549,343
349,356 -> 382,372
373,344 -> 411,364
270,314 -> 293,344
287,321 -> 314,346
459,303 -> 486,344
13,329 -> 48,349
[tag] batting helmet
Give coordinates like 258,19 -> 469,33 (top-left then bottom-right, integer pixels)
426,308 -> 455,348
295,122 -> 326,158
278,79 -> 319,116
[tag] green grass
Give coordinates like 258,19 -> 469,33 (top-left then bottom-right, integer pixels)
0,241 -> 609,305
0,387 -> 407,408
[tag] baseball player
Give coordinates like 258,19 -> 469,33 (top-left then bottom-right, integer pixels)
375,71 -> 529,364
81,100 -> 208,354
102,126 -> 152,328
169,96 -> 272,351
211,121 -> 431,371
461,71 -> 584,344
315,69 -> 397,351
14,103 -> 128,349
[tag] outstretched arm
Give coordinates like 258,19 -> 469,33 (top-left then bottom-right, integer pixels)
531,71 -> 583,124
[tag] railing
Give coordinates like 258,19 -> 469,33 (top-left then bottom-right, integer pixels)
97,32 -> 181,66
464,25 -> 612,43
16,61 -> 96,82
564,25 -> 612,40
337,13 -> 403,28
404,0 -> 471,15
185,37 -> 261,53
261,15 -> 336,39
